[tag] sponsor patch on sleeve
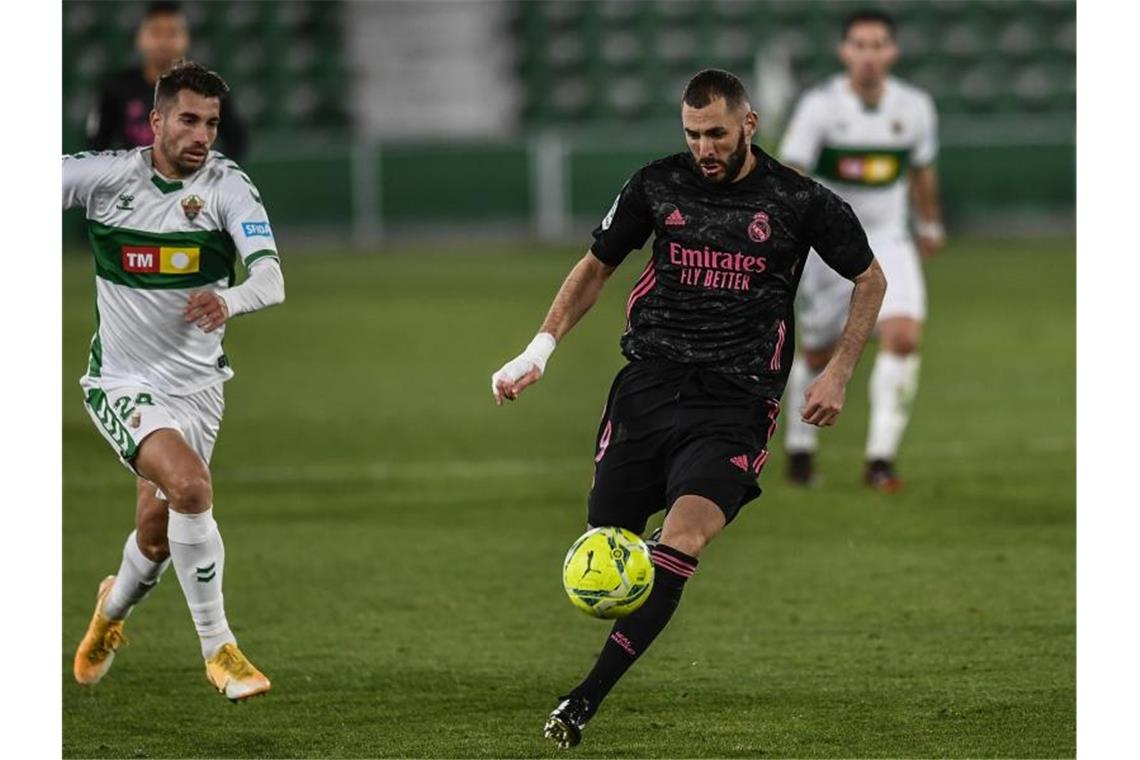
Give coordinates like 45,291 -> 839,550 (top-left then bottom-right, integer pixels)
242,221 -> 273,238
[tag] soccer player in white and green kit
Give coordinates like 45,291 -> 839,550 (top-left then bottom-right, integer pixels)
64,60 -> 284,700
779,9 -> 945,490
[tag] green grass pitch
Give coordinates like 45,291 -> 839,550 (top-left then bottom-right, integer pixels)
62,236 -> 1074,758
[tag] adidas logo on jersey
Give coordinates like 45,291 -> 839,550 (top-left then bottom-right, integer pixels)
730,454 -> 750,472
664,208 -> 686,227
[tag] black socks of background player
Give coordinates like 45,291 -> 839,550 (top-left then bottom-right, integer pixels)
568,543 -> 699,713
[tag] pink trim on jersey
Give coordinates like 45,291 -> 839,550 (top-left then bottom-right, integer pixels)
651,549 -> 695,578
750,399 -> 781,477
764,398 -> 781,442
625,260 -> 657,327
769,320 -> 787,371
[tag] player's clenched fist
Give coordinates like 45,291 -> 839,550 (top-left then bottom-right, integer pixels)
801,370 -> 847,427
491,332 -> 557,406
184,291 -> 230,333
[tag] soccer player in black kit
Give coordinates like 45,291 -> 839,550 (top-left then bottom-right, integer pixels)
86,2 -> 248,161
491,70 -> 887,749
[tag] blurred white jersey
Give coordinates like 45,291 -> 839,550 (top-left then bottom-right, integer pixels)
63,148 -> 279,395
780,74 -> 938,234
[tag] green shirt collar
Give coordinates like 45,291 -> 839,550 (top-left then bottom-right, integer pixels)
150,173 -> 183,194
142,147 -> 190,194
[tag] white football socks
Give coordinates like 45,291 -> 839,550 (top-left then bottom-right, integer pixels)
167,507 -> 236,659
783,354 -> 822,454
103,530 -> 170,620
865,352 -> 921,462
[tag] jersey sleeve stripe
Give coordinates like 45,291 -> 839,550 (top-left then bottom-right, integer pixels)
244,249 -> 279,267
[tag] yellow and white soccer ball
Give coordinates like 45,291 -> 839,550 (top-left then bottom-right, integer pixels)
562,526 -> 655,619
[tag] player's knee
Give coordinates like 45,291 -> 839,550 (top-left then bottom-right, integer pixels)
804,347 -> 833,373
884,332 -> 921,356
163,469 -> 213,513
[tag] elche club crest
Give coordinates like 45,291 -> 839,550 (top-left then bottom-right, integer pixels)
181,194 -> 204,221
747,211 -> 771,243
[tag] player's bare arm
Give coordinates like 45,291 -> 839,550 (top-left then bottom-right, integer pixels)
540,252 -> 616,341
802,258 -> 887,426
491,252 -> 615,405
910,165 -> 945,258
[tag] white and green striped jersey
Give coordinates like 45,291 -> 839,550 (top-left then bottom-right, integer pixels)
779,75 -> 938,234
63,147 -> 279,395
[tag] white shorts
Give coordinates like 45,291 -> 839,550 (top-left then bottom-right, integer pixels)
796,230 -> 926,351
81,379 -> 224,473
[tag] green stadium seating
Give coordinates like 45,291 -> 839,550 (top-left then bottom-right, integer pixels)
511,0 -> 1076,126
62,0 -> 1075,149
61,0 -> 350,146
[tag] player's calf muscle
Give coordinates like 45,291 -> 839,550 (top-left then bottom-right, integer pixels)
660,496 -> 726,557
135,485 -> 171,560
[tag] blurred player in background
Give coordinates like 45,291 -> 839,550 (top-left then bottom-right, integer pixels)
65,61 -> 283,700
779,9 -> 944,491
492,69 -> 885,748
87,1 -> 249,161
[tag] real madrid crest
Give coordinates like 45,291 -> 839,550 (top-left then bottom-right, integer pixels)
181,194 -> 204,221
748,211 -> 771,244
891,119 -> 904,135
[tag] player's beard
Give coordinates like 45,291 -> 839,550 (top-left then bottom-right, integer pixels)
698,131 -> 750,185
158,134 -> 208,177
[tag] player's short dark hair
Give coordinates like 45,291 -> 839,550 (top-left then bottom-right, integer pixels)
154,59 -> 229,112
142,1 -> 183,22
682,69 -> 751,111
842,9 -> 896,39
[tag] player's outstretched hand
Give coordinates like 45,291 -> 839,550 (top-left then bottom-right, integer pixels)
491,333 -> 557,406
492,364 -> 542,406
801,370 -> 846,427
184,291 -> 230,333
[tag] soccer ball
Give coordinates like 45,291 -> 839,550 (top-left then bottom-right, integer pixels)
562,526 -> 655,619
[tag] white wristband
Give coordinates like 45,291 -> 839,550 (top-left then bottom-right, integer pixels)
916,220 -> 945,240
524,332 -> 557,373
491,332 -> 558,400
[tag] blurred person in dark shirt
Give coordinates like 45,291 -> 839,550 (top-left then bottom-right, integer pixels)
86,1 -> 249,161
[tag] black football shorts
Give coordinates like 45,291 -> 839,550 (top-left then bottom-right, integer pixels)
587,358 -> 781,533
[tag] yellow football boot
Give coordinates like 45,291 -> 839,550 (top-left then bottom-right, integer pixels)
73,575 -> 126,685
205,642 -> 271,702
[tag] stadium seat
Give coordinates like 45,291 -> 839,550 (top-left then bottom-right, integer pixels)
64,0 -> 1075,137
62,0 -> 350,137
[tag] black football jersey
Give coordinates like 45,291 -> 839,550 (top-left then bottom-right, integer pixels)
590,144 -> 874,398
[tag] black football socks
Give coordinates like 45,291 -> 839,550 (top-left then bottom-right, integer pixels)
568,543 -> 699,712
